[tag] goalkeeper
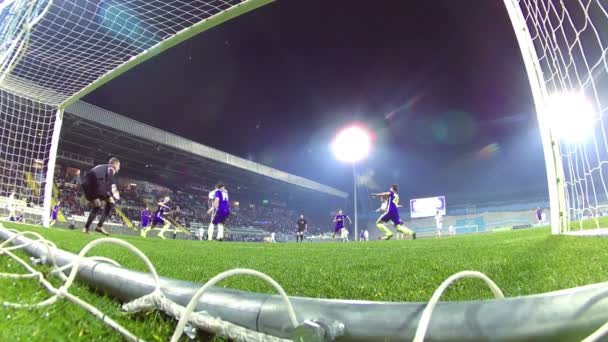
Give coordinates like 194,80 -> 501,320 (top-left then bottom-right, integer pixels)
80,158 -> 121,235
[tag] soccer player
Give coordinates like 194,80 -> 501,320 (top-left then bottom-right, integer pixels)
81,158 -> 121,235
10,211 -> 23,222
50,201 -> 60,226
263,232 -> 277,243
142,196 -> 172,239
197,223 -> 206,241
435,209 -> 443,238
448,225 -> 456,237
376,196 -> 388,212
207,182 -> 230,241
140,206 -> 151,229
377,196 -> 408,239
371,184 -> 415,240
341,227 -> 349,243
6,190 -> 16,221
363,229 -> 369,241
296,214 -> 307,242
206,185 -> 218,240
332,209 -> 351,238
536,207 -> 544,225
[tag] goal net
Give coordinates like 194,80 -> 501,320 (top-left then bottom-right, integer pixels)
0,0 -> 270,226
506,0 -> 608,233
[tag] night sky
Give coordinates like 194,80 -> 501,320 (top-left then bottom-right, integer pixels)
83,0 -> 549,205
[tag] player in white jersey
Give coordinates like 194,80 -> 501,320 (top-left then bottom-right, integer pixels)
197,225 -> 206,241
206,186 -> 217,240
448,225 -> 456,237
376,196 -> 388,213
340,228 -> 349,242
264,232 -> 276,243
435,210 -> 443,238
6,190 -> 16,220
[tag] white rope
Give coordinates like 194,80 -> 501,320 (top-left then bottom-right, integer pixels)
60,237 -> 162,295
122,292 -> 291,342
0,228 -> 144,341
169,268 -> 299,342
0,226 -> 298,341
413,271 -> 505,342
4,225 -> 608,341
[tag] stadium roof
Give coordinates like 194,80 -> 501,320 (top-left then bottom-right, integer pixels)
60,101 -> 348,199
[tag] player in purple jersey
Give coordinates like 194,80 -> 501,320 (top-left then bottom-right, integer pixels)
140,207 -> 151,228
207,182 -> 230,241
536,207 -> 544,225
141,196 -> 171,239
50,201 -> 60,226
332,209 -> 351,238
371,184 -> 415,240
80,158 -> 121,235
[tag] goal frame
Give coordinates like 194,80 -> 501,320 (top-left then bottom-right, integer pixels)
1,0 -> 273,227
59,0 -> 273,110
503,0 -> 568,235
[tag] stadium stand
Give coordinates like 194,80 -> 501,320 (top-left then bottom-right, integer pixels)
0,100 -> 345,240
52,163 -> 328,240
1,97 -> 348,241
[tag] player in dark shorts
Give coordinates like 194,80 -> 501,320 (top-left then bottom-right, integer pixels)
296,214 -> 307,242
207,182 -> 230,241
80,158 -> 121,235
140,207 -> 151,228
536,207 -> 544,224
50,201 -> 60,226
333,209 -> 351,238
372,184 -> 415,240
141,196 -> 171,239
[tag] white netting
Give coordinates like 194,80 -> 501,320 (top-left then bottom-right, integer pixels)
0,0 -> 260,226
1,0 -> 251,105
0,225 -> 293,341
0,90 -> 56,223
517,0 -> 608,231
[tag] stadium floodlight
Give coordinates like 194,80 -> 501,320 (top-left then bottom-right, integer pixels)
332,125 -> 372,241
546,92 -> 596,144
331,125 -> 372,163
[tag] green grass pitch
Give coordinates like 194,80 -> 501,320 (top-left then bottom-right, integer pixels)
2,221 -> 608,341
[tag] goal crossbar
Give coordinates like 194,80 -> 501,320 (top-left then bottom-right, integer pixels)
60,0 -> 273,109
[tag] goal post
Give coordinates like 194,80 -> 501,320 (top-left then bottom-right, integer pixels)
41,108 -> 63,228
504,0 -> 608,234
0,0 -> 273,226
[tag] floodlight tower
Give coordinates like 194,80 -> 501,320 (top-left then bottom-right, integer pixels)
331,125 -> 372,241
